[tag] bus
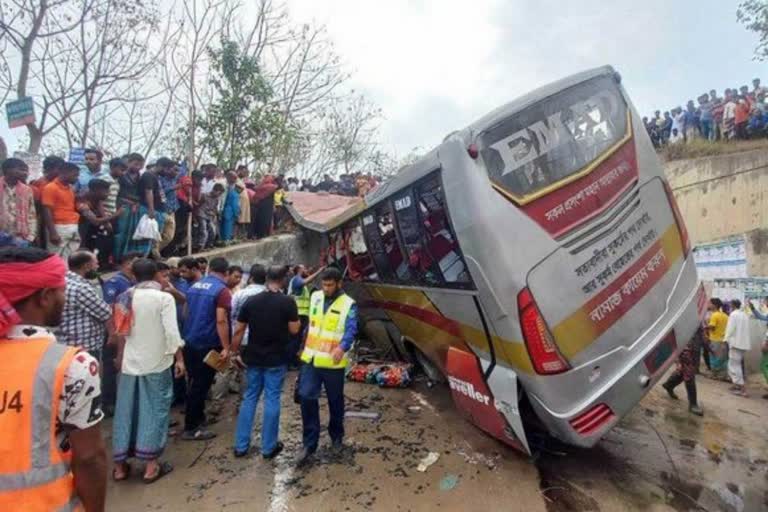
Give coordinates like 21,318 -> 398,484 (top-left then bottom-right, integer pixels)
290,65 -> 705,454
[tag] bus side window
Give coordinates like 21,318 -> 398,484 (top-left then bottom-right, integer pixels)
416,177 -> 472,285
344,221 -> 376,281
372,204 -> 407,282
327,229 -> 348,275
393,188 -> 444,286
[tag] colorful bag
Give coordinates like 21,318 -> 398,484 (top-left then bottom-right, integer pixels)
346,362 -> 413,388
375,364 -> 412,388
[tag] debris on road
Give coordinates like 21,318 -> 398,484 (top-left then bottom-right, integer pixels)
345,410 -> 382,420
456,445 -> 501,470
417,452 -> 440,472
439,474 -> 459,491
347,362 -> 413,388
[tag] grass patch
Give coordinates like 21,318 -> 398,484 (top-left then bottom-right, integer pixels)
660,138 -> 768,162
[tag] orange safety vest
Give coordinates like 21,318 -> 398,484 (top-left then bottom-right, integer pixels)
0,338 -> 82,512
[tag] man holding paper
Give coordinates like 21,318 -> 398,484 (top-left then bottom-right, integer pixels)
181,256 -> 232,441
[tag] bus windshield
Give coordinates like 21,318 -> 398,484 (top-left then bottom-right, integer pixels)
480,75 -> 628,201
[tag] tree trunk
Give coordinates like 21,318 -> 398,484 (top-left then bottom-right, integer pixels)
19,2 -> 48,155
187,63 -> 196,170
27,125 -> 43,154
0,136 -> 7,161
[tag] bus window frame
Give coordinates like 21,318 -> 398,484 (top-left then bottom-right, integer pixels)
325,228 -> 348,277
360,201 -> 404,284
413,173 -> 475,289
359,170 -> 476,291
341,218 -> 377,282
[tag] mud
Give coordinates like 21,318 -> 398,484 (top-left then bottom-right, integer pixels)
105,372 -> 768,511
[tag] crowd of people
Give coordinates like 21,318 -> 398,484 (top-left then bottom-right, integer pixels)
643,78 -> 768,146
0,150 -> 383,272
294,172 -> 381,197
661,296 -> 768,418
0,244 -> 356,510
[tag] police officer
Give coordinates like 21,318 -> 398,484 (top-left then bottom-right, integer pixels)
296,267 -> 357,467
181,256 -> 232,441
0,247 -> 107,511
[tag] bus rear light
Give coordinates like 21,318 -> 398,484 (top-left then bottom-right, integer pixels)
569,403 -> 615,436
663,182 -> 690,257
517,288 -> 570,375
467,143 -> 479,159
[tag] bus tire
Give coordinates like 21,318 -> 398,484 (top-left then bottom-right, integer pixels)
407,340 -> 446,384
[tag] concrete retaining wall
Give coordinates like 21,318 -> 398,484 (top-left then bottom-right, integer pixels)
665,150 -> 768,374
665,149 -> 768,276
193,233 -> 315,269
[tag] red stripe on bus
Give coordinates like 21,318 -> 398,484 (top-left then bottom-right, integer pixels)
359,300 -> 463,337
521,141 -> 639,237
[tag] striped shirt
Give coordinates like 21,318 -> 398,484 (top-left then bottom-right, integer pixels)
101,174 -> 119,215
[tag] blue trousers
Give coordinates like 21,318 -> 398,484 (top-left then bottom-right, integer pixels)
298,364 -> 345,452
234,365 -> 287,455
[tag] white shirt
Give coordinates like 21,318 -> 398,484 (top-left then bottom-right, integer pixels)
201,177 -> 216,194
671,112 -> 685,133
122,288 -> 184,375
723,101 -> 737,121
231,284 -> 266,344
724,309 -> 751,351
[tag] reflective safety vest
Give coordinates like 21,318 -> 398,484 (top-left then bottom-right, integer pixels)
300,291 -> 355,369
289,276 -> 311,317
0,338 -> 82,512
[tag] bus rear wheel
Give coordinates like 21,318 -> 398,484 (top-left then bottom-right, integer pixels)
408,342 -> 446,384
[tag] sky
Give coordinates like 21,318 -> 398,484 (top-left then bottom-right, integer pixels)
2,0 -> 764,158
283,0 -> 766,156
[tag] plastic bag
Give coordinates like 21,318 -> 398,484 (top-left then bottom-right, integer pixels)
132,214 -> 161,241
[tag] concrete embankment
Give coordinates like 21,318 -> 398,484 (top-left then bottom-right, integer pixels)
191,233 -> 314,269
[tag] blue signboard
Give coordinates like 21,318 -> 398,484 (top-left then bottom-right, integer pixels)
6,97 -> 35,128
69,147 -> 86,165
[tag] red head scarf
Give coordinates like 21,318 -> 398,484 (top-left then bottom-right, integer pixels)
0,254 -> 67,336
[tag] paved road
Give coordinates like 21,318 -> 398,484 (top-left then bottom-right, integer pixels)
106,372 -> 768,511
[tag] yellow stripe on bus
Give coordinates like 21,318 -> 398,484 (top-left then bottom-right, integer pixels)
362,283 -> 534,374
552,224 -> 684,360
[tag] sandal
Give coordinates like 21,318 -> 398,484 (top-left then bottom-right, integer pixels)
143,461 -> 173,484
112,463 -> 131,482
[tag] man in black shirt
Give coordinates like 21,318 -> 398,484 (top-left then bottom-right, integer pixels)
231,265 -> 299,459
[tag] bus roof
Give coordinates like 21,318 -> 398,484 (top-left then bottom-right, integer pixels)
286,65 -> 617,233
